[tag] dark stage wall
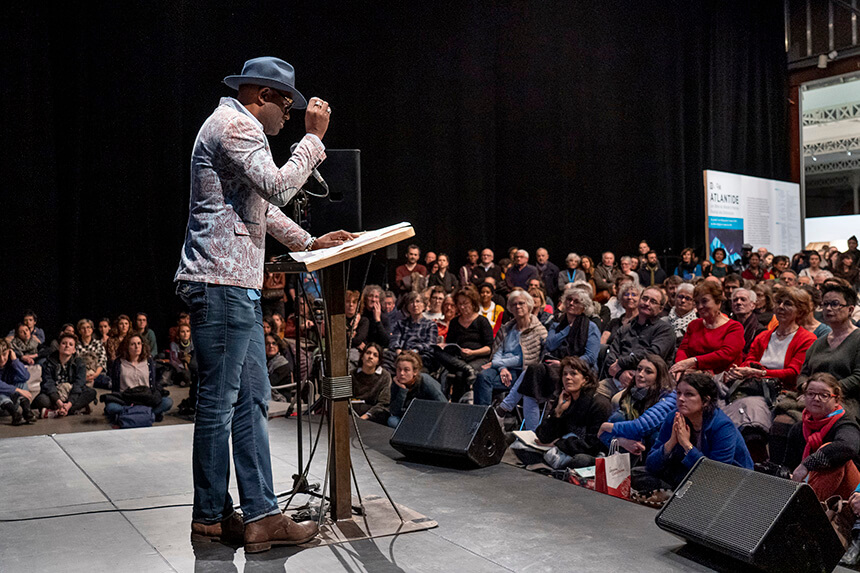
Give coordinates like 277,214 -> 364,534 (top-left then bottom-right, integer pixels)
1,1 -> 789,338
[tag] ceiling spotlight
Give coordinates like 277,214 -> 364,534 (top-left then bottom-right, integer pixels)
818,54 -> 828,68
812,156 -> 818,161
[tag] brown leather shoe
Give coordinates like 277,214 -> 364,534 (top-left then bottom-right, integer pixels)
190,512 -> 245,544
244,513 -> 319,553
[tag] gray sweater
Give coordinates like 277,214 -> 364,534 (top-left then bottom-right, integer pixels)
800,329 -> 860,411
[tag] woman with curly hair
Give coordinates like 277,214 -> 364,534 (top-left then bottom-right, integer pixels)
105,333 -> 173,424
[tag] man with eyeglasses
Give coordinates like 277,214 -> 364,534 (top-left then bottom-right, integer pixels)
599,286 -> 675,399
175,57 -> 357,552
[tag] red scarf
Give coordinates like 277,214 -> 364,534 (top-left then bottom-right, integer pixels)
802,407 -> 844,460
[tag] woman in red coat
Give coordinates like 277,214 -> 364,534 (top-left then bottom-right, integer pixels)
669,280 -> 744,379
726,287 -> 817,391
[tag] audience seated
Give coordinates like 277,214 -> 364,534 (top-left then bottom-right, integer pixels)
76,319 -> 110,390
710,248 -> 729,278
423,286 -> 446,322
798,284 -> 831,338
265,333 -> 293,398
458,249 -> 480,287
593,251 -> 624,302
505,250 -> 539,291
472,248 -> 503,287
104,333 -> 172,424
433,287 -> 494,402
475,289 -> 548,430
477,282 -> 504,335
351,343 -> 391,424
782,373 -> 860,502
0,339 -> 34,425
97,318 -> 111,346
435,295 -> 458,339
752,283 -> 775,329
535,248 -> 560,301
640,372 -> 753,491
601,282 -> 641,345
527,287 -> 554,328
663,283 -> 697,346
387,292 -> 439,373
135,312 -> 158,355
729,287 -> 766,354
638,251 -> 667,287
557,253 -> 585,293
669,281 -> 744,379
742,252 -> 765,282
524,356 -> 611,469
673,248 -> 702,280
603,355 -> 674,460
395,244 -> 428,295
428,253 -> 458,293
387,350 -> 446,428
599,286 -> 675,399
169,323 -> 198,388
32,333 -> 96,418
799,282 -> 860,419
727,287 -> 817,392
518,288 -> 601,414
5,310 -> 45,344
10,323 -> 39,365
106,314 -> 132,363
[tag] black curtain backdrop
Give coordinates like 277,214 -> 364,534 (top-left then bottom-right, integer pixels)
1,1 -> 788,341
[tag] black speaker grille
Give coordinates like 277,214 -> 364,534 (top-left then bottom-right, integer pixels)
658,459 -> 801,557
393,400 -> 484,454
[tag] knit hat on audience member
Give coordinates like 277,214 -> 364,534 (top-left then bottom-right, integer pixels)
742,244 -> 753,251
223,57 -> 308,109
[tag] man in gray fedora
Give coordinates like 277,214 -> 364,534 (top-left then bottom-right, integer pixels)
175,56 -> 356,552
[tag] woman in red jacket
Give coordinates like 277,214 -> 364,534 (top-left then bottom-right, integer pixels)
726,287 -> 817,391
669,280 -> 744,379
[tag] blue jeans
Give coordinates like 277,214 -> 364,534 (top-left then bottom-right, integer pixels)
498,370 -> 541,430
105,397 -> 173,421
474,367 -> 522,406
177,281 -> 279,525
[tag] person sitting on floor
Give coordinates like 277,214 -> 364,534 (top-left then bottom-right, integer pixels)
5,310 -> 45,345
433,287 -> 493,402
10,323 -> 39,366
104,333 -> 173,424
641,372 -> 753,491
782,373 -> 860,502
517,288 -> 601,416
474,289 -> 548,430
134,312 -> 158,356
387,350 -> 446,428
525,356 -> 611,470
77,318 -> 110,390
0,339 -> 34,425
105,314 -> 131,363
351,343 -> 391,425
663,282 -> 697,347
169,323 -> 198,388
669,281 -> 744,380
603,355 -> 675,461
32,333 -> 96,418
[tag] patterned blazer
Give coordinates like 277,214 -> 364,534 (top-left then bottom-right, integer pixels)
175,97 -> 325,289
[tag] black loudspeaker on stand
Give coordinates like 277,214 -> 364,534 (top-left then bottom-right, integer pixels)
389,400 -> 506,469
655,458 -> 844,573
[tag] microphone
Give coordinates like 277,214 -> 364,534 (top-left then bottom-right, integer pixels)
291,142 -> 330,197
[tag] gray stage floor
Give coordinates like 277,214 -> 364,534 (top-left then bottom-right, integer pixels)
0,417 -> 853,573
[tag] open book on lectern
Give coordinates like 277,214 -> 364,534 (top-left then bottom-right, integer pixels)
286,222 -> 415,272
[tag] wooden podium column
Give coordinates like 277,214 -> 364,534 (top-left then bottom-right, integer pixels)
320,263 -> 352,521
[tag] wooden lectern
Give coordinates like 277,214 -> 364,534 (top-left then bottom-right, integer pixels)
266,222 -> 415,521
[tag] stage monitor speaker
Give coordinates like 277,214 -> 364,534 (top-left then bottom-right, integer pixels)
655,458 -> 843,573
389,400 -> 505,468
307,149 -> 361,237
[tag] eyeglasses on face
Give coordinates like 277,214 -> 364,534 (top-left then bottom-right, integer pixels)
821,301 -> 848,309
805,391 -> 836,401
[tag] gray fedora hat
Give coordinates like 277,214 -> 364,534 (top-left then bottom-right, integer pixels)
223,57 -> 308,109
